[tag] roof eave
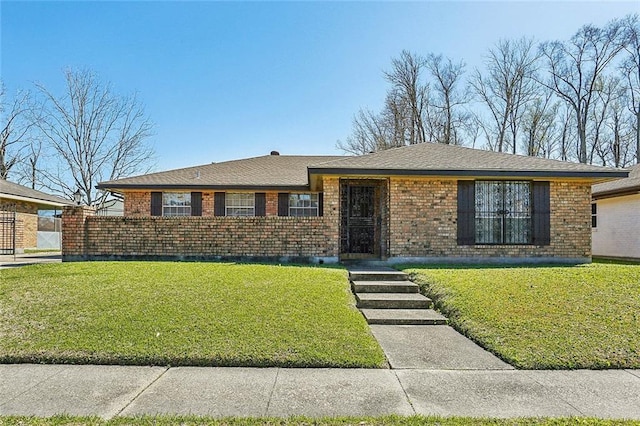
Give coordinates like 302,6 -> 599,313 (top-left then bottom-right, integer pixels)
592,186 -> 640,200
308,168 -> 629,179
0,192 -> 72,207
96,184 -> 312,192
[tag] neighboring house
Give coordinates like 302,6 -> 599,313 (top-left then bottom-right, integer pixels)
66,143 -> 626,264
95,198 -> 124,216
591,164 -> 640,260
0,180 -> 73,253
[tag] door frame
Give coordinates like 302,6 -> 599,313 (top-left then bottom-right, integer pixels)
339,178 -> 389,260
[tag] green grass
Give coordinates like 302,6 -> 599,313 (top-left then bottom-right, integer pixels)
402,262 -> 640,369
1,415 -> 637,426
0,262 -> 385,368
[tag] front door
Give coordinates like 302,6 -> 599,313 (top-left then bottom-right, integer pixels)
340,179 -> 387,259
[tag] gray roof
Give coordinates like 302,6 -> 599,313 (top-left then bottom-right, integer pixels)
310,143 -> 628,179
0,179 -> 73,207
98,144 -> 628,192
592,164 -> 640,198
97,155 -> 346,190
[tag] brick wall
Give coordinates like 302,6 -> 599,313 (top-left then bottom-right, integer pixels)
17,213 -> 38,248
62,206 -> 96,257
123,192 -> 150,217
1,199 -> 40,250
388,177 -> 591,260
63,215 -> 338,262
64,177 -> 592,263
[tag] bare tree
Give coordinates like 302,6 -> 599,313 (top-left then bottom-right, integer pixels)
425,54 -> 469,145
14,139 -> 43,189
521,88 -> 559,158
337,108 -> 392,155
471,38 -> 541,154
621,14 -> 640,163
34,68 -> 154,205
0,84 -> 33,179
384,50 -> 428,145
540,17 -> 627,163
588,75 -> 634,167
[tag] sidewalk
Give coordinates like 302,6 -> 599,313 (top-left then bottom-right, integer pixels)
1,364 -> 639,419
0,251 -> 61,269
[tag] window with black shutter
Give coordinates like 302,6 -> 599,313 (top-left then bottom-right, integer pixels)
150,192 -> 162,216
457,180 -> 550,246
191,192 -> 202,216
255,193 -> 266,216
278,193 -> 289,216
214,192 -> 226,216
532,181 -> 551,245
457,181 -> 475,245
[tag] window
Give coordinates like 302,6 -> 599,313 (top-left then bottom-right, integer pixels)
475,181 -> 532,244
591,203 -> 597,228
289,193 -> 319,217
162,192 -> 191,216
225,193 -> 255,216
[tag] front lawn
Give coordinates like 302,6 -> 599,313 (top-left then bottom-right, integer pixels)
403,262 -> 640,369
0,262 -> 386,368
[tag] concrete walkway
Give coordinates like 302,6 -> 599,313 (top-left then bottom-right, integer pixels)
0,252 -> 61,269
1,364 -> 639,419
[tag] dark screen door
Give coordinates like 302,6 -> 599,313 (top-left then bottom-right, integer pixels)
347,186 -> 375,254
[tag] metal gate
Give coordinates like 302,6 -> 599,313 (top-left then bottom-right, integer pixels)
340,179 -> 388,258
0,203 -> 17,255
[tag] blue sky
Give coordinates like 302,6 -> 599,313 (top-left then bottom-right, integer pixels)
2,1 -> 639,172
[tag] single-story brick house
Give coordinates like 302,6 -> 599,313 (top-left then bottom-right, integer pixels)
1,179 -> 73,253
64,143 -> 626,263
591,163 -> 640,260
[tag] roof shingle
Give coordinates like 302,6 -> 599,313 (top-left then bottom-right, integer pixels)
98,143 -> 629,191
97,155 -> 346,190
310,143 -> 627,178
592,164 -> 640,197
0,180 -> 73,206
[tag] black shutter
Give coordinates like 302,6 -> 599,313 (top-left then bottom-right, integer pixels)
318,193 -> 324,217
255,193 -> 266,216
457,181 -> 475,245
214,192 -> 226,216
532,181 -> 551,245
151,192 -> 162,216
278,193 -> 289,216
191,192 -> 202,216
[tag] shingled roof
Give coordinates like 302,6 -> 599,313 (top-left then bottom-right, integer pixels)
97,155 -> 346,191
310,143 -> 628,179
0,179 -> 73,207
592,164 -> 640,198
98,144 -> 628,192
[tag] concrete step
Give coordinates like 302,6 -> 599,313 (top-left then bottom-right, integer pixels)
352,280 -> 420,294
348,269 -> 408,282
361,309 -> 447,325
356,293 -> 432,309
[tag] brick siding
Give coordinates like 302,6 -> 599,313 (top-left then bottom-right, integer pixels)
1,199 -> 40,250
63,177 -> 592,263
388,178 -> 591,259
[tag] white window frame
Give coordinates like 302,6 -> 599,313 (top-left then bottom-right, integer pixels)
289,193 -> 319,217
225,193 -> 255,217
162,192 -> 191,217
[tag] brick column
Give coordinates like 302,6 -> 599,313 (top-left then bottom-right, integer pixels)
62,205 -> 95,261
